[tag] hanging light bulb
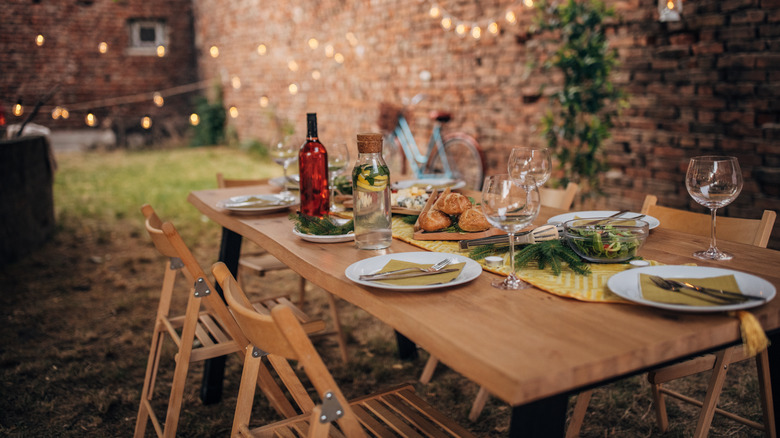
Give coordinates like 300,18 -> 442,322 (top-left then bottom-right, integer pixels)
523,0 -> 534,7
334,53 -> 345,64
259,96 -> 269,107
659,0 -> 682,21
257,44 -> 267,55
36,34 -> 44,46
288,83 -> 299,95
229,106 -> 238,118
325,44 -> 334,57
288,60 -> 299,71
471,25 -> 482,39
231,75 -> 242,89
429,5 -> 441,18
505,10 -> 517,24
85,112 -> 97,127
209,46 -> 219,58
311,69 -> 321,80
441,17 -> 453,30
455,23 -> 469,37
153,92 -> 164,107
156,45 -> 166,57
345,32 -> 358,46
51,106 -> 62,120
488,21 -> 500,35
98,42 -> 108,54
308,38 -> 319,49
141,116 -> 152,129
61,108 -> 70,119
12,100 -> 23,117
190,113 -> 200,126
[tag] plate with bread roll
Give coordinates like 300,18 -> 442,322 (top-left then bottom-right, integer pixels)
413,188 -> 507,241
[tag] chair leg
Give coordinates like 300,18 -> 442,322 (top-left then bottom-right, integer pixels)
134,325 -> 165,438
755,349 -> 776,438
649,373 -> 670,432
566,390 -> 593,438
297,276 -> 307,308
233,346 -> 262,437
326,292 -> 348,363
469,386 -> 490,421
693,347 -> 734,438
419,356 -> 439,385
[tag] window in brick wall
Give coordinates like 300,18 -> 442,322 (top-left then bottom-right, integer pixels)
127,19 -> 167,56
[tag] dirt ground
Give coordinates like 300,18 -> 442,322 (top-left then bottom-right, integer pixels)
0,204 -> 768,437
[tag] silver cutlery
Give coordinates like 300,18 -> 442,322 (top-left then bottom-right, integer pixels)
648,275 -> 764,303
360,268 -> 460,281
359,258 -> 455,280
459,225 -> 559,250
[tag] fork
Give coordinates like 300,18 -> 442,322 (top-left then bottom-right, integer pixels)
359,258 -> 455,280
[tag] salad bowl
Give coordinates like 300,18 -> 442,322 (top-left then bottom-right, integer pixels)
562,218 -> 649,263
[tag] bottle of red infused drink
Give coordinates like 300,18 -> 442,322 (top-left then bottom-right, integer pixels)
298,113 -> 329,217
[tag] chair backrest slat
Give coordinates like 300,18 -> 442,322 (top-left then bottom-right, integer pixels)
540,182 -> 578,211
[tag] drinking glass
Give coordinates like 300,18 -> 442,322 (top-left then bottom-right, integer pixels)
508,147 -> 552,189
481,174 -> 541,289
270,137 -> 298,199
685,156 -> 743,260
328,142 -> 350,212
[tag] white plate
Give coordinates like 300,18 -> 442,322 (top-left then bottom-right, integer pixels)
547,210 -> 660,229
345,252 -> 482,291
391,178 -> 466,192
607,265 -> 775,313
292,228 -> 354,243
216,194 -> 298,213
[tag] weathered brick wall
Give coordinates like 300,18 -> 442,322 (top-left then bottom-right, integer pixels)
193,0 -> 780,248
1,0 -> 197,141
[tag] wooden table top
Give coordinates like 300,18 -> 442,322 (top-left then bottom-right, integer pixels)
188,185 -> 780,407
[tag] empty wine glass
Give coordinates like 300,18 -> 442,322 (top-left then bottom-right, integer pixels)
481,174 -> 541,289
328,142 -> 350,212
685,156 -> 743,260
270,137 -> 298,199
508,147 -> 552,189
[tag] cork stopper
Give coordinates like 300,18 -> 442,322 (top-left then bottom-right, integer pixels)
356,133 -> 383,153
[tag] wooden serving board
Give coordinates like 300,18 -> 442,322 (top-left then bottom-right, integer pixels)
412,188 -> 506,241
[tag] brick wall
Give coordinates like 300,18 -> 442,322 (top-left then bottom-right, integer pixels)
192,0 -> 780,248
1,0 -> 197,143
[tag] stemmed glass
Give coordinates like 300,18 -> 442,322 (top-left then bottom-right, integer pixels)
685,156 -> 743,260
480,174 -> 541,289
328,142 -> 350,212
270,137 -> 299,199
507,147 -> 552,189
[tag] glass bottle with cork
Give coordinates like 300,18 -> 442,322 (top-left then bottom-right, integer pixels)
352,133 -> 392,249
298,113 -> 329,217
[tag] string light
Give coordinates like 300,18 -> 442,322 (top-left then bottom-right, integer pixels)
229,106 -> 238,118
308,38 -> 318,49
61,108 -> 70,119
288,60 -> 299,72
85,112 -> 97,127
311,69 -> 321,80
429,2 -> 530,39
231,75 -> 242,89
36,34 -> 44,46
345,32 -> 358,46
190,113 -> 200,126
209,46 -> 219,58
156,45 -> 166,57
334,53 -> 345,64
471,25 -> 482,39
98,42 -> 108,54
257,44 -> 267,55
325,44 -> 334,57
153,92 -> 164,107
429,5 -> 441,18
13,101 -> 23,117
141,116 -> 152,129
259,96 -> 269,107
455,23 -> 469,36
505,10 -> 517,24
441,17 -> 453,30
488,21 -> 500,35
51,106 -> 62,119
288,84 -> 298,95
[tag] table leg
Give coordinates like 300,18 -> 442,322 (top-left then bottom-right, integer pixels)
509,393 -> 568,438
768,330 -> 779,436
395,331 -> 419,360
200,227 -> 242,405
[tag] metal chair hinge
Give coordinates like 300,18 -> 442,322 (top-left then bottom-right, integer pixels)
169,257 -> 184,270
319,391 -> 344,424
251,346 -> 268,358
193,277 -> 211,297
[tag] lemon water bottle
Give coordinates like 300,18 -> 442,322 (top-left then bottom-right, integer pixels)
352,133 -> 392,249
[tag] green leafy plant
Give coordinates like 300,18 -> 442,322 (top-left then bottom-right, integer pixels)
190,83 -> 226,147
289,213 -> 354,235
469,240 -> 591,276
536,0 -> 627,199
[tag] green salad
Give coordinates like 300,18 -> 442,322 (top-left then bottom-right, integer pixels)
567,224 -> 640,261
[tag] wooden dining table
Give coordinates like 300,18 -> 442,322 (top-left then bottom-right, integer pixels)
188,184 -> 780,437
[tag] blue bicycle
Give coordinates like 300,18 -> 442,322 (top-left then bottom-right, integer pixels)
378,95 -> 486,190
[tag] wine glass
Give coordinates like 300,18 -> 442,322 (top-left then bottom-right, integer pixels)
328,142 -> 350,212
270,137 -> 298,199
685,156 -> 743,261
481,174 -> 541,289
508,147 -> 552,189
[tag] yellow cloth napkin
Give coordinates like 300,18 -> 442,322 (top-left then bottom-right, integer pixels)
373,260 -> 465,286
639,274 -> 741,306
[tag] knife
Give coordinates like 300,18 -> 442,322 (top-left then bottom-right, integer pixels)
649,275 -> 765,302
360,268 -> 459,281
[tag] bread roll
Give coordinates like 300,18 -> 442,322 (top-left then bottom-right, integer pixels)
458,207 -> 491,232
433,192 -> 472,215
418,209 -> 452,231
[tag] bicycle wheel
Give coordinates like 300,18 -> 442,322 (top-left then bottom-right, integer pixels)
426,133 -> 485,190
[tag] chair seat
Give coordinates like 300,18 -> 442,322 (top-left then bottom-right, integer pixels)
246,383 -> 476,438
240,252 -> 291,274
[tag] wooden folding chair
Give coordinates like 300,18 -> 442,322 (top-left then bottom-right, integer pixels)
134,204 -> 328,438
420,182 -> 579,422
567,195 -> 776,437
216,173 -> 348,363
212,261 -> 477,438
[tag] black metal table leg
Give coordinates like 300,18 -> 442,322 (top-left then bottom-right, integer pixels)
200,227 -> 242,405
395,330 -> 419,360
509,393 -> 568,438
768,330 -> 779,437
